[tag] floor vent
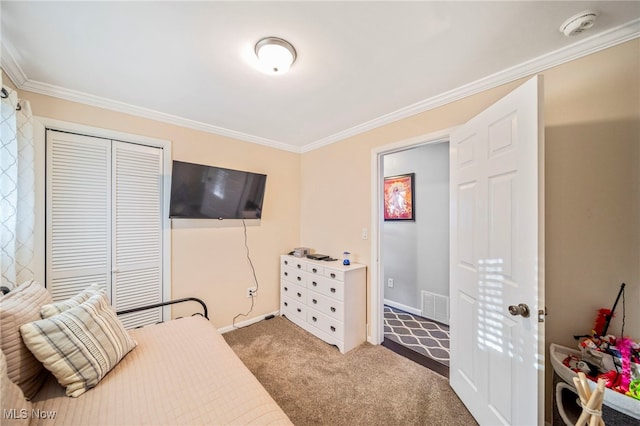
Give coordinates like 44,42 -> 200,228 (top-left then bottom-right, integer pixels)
421,291 -> 449,325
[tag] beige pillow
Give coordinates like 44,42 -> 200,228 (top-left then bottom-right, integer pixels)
0,350 -> 32,424
40,283 -> 103,318
20,293 -> 137,397
0,280 -> 53,399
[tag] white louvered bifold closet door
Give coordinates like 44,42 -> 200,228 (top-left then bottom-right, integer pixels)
112,141 -> 162,329
46,130 -> 164,329
47,131 -> 112,301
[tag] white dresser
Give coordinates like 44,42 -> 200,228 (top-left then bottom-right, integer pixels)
279,255 -> 367,353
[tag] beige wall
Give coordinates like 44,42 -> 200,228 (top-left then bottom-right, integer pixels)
300,39 -> 639,422
6,81 -> 301,329
5,37 -> 638,423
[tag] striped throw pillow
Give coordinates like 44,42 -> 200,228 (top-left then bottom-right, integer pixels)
40,284 -> 103,318
19,293 -> 137,397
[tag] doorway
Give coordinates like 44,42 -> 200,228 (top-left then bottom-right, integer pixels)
376,138 -> 451,374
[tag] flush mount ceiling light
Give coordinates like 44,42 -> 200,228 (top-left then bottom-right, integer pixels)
254,37 -> 297,74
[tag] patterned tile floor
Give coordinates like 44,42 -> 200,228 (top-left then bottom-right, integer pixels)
384,305 -> 450,366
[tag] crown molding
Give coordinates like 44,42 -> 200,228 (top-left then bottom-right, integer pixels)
3,18 -> 639,155
1,43 -> 29,87
1,41 -> 300,154
301,18 -> 640,153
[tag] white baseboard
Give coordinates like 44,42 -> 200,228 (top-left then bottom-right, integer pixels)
218,310 -> 280,334
383,299 -> 421,316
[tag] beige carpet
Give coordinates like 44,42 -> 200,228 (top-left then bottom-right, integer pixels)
223,316 -> 477,426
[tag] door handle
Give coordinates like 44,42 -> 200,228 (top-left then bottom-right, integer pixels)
508,303 -> 530,318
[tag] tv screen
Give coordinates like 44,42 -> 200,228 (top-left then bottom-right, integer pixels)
169,161 -> 267,219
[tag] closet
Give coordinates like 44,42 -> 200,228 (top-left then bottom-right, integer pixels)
46,130 -> 164,329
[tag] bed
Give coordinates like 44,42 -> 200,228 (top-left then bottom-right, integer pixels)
1,280 -> 292,425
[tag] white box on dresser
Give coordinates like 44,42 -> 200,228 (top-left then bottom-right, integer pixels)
279,254 -> 367,353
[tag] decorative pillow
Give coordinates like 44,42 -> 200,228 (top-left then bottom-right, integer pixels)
0,280 -> 53,399
20,293 -> 137,397
0,350 -> 32,424
40,284 -> 103,318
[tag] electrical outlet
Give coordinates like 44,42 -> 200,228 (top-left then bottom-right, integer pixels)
361,228 -> 368,240
247,287 -> 257,298
387,278 -> 394,288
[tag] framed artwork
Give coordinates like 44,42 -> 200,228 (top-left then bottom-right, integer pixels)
384,173 -> 414,221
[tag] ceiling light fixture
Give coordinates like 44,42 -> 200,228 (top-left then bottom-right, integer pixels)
254,37 -> 297,74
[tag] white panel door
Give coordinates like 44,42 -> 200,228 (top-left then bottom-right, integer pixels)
449,76 -> 544,425
46,130 -> 111,300
112,141 -> 163,328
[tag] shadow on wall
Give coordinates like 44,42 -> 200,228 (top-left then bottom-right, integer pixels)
544,118 -> 640,422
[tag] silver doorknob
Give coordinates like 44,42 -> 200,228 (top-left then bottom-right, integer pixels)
508,303 -> 530,318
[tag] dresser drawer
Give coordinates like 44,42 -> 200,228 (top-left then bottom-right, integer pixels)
308,290 -> 343,320
281,296 -> 306,321
281,266 -> 307,286
308,308 -> 344,340
323,268 -> 344,281
281,257 -> 306,270
307,264 -> 324,276
281,281 -> 307,304
307,275 -> 344,301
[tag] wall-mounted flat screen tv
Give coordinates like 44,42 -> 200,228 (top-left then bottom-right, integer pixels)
169,161 -> 267,219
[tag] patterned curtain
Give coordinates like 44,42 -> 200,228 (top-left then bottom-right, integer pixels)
0,80 -> 35,289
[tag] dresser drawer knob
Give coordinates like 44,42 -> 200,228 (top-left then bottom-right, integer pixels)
284,271 -> 288,276
330,326 -> 336,332
312,316 -> 317,322
297,308 -> 301,313
331,307 -> 336,312
284,302 -> 288,307
312,281 -> 317,287
297,264 -> 302,269
284,286 -> 288,291
330,273 -> 336,278
312,299 -> 317,304
297,292 -> 302,298
330,288 -> 336,293
312,268 -> 317,273
297,276 -> 302,281
284,260 -> 289,265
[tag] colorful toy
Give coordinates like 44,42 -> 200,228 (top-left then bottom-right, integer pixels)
593,308 -> 612,336
627,379 -> 640,400
618,337 -> 633,393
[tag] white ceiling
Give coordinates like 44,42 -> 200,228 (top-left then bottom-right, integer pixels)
2,1 -> 639,152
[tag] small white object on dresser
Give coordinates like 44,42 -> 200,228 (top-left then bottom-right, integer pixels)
279,254 -> 367,353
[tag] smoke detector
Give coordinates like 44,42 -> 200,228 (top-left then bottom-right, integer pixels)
560,10 -> 598,37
